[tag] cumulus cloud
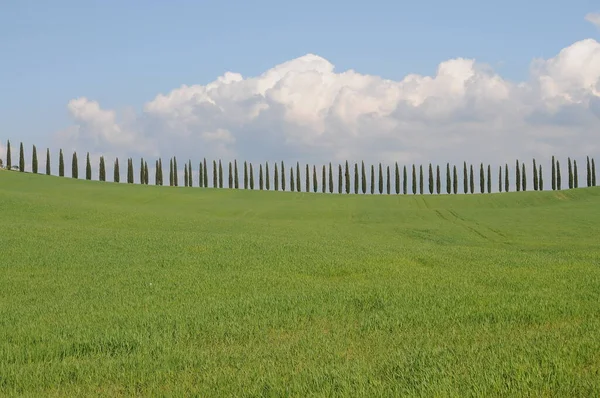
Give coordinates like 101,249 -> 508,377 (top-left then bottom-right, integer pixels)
586,13 -> 600,28
57,36 -> 600,169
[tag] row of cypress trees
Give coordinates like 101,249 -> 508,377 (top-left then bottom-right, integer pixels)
3,140 -> 598,193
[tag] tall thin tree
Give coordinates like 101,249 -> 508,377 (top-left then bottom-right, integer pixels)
59,149 -> 64,177
505,164 -> 509,192
338,164 -> 343,194
306,164 -> 310,193
498,165 -> 502,192
32,145 -> 38,173
463,162 -> 468,194
266,162 -> 270,190
274,162 -> 279,191
290,166 -> 294,192
219,160 -> 223,188
244,161 -> 248,189
539,165 -> 543,190
522,164 -> 527,191
587,156 -> 592,187
574,160 -> 578,188
436,165 -> 441,194
140,158 -> 145,185
203,158 -> 208,188
84,153 -> 91,180
329,163 -> 334,193
446,163 -> 451,194
469,164 -> 474,194
403,165 -> 408,195
46,148 -> 50,175
516,160 -> 521,191
249,163 -> 255,190
234,159 -> 239,189
313,165 -> 318,193
533,159 -> 538,191
487,165 -> 491,193
184,164 -> 189,187
412,165 -> 417,195
229,162 -> 233,188
479,163 -> 485,194
72,152 -> 78,179
556,160 -> 562,190
419,165 -> 424,195
592,158 -> 596,186
155,160 -> 159,185
169,159 -> 174,186
362,161 -> 367,194
345,161 -> 350,194
199,161 -> 204,188
213,160 -> 218,188
568,157 -> 573,189
354,163 -> 359,194
379,163 -> 384,194
551,156 -> 556,190
99,156 -> 106,181
296,162 -> 301,192
259,164 -> 264,190
386,166 -> 391,194
114,158 -> 120,183
428,163 -> 434,194
322,165 -> 327,193
19,142 -> 25,172
6,140 -> 11,170
281,161 -> 286,191
188,160 -> 192,187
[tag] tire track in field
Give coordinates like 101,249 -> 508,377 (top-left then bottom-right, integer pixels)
443,209 -> 501,243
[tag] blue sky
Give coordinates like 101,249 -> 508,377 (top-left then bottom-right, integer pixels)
1,0 -> 599,171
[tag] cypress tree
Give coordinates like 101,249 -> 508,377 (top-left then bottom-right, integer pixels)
144,161 -> 149,185
203,158 -> 208,188
539,165 -> 543,190
140,158 -> 145,184
428,163 -> 434,194
436,165 -> 441,194
274,162 -> 279,191
533,159 -> 538,190
259,164 -> 264,190
568,157 -> 573,189
338,164 -> 343,194
515,160 -> 521,191
498,165 -> 502,192
159,158 -> 164,186
99,156 -> 106,181
446,163 -> 451,194
59,149 -> 64,177
463,162 -> 468,194
313,165 -> 318,193
46,148 -> 50,175
187,160 -> 192,187
505,164 -> 509,192
199,161 -> 204,188
479,163 -> 485,193
453,165 -> 458,194
379,163 -> 384,194
6,140 -> 11,170
306,164 -> 310,193
248,163 -> 253,189
290,167 -> 294,192
127,158 -> 134,183
84,153 -> 91,180
32,145 -> 38,173
574,160 -> 578,188
487,165 -> 491,193
184,164 -> 189,187
354,163 -> 359,194
169,159 -> 174,186
419,165 -> 424,195
19,142 -> 25,172
213,160 -> 218,188
395,163 -> 400,194
345,161 -> 350,194
329,163 -> 334,193
265,162 -> 270,190
522,164 -> 526,191
113,158 -> 120,182
281,161 -> 286,191
173,157 -> 178,186
72,152 -> 78,179
556,160 -> 562,190
369,165 -> 374,194
551,156 -> 556,190
229,162 -> 233,188
469,165 -> 474,194
359,161 -> 365,194
154,160 -> 160,186
403,165 -> 408,195
587,156 -> 592,187
386,166 -> 391,194
234,159 -> 239,189
412,165 -> 417,195
296,162 -> 301,192
244,161 -> 248,189
322,165 -> 327,193
592,158 -> 596,186
217,160 -> 222,188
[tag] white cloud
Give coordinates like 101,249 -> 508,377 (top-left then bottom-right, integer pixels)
585,12 -> 600,28
57,37 -> 600,168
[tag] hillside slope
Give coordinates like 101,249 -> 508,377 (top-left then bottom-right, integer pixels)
1,171 -> 600,396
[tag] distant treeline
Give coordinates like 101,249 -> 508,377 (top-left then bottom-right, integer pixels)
2,140 -> 597,194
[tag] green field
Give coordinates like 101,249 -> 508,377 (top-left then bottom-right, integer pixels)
1,170 -> 599,396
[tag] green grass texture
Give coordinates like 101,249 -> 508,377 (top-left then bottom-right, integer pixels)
1,170 -> 599,396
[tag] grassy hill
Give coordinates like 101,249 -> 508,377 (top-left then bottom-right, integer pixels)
1,170 -> 600,396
